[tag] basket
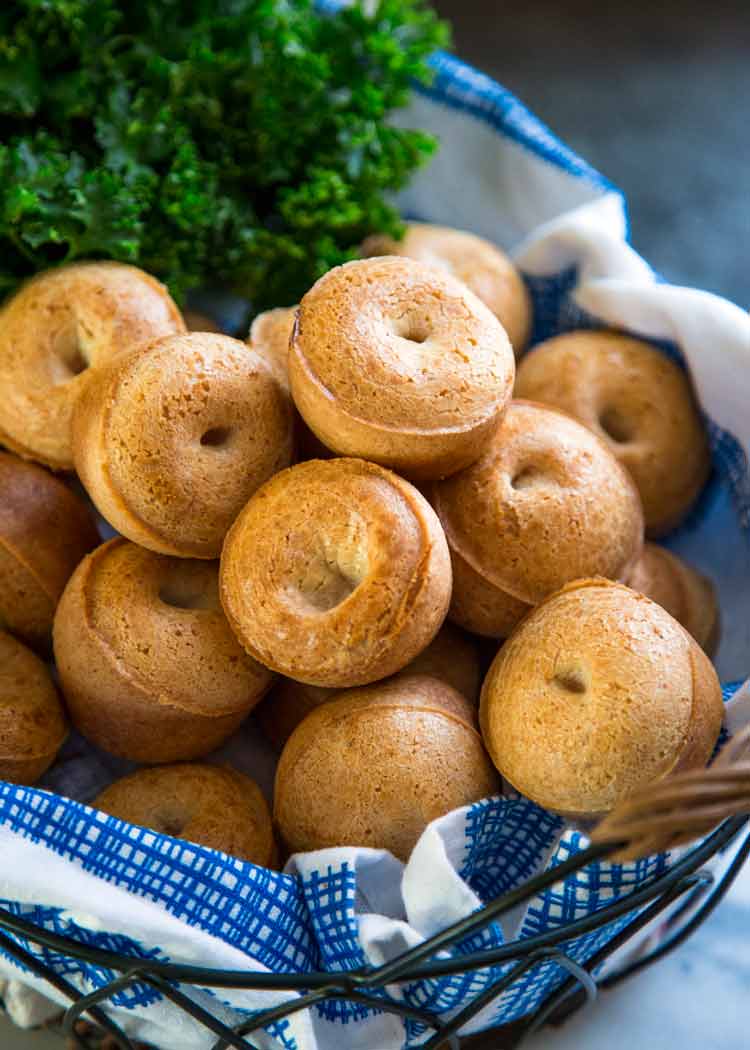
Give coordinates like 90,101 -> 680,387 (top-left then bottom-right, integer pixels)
2,40 -> 750,1050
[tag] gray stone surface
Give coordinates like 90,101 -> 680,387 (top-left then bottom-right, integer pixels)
435,0 -> 750,308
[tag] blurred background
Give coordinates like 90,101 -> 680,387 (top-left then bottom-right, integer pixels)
434,0 -> 749,309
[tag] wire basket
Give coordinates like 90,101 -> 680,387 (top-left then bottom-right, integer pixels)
2,760 -> 749,1050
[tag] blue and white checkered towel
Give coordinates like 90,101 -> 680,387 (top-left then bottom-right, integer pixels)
1,46 -> 750,1050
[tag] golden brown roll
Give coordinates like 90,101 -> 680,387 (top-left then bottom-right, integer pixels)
432,400 -> 644,637
0,451 -> 99,648
0,262 -> 185,470
257,622 -> 481,751
0,630 -> 68,784
248,306 -> 332,461
274,675 -> 499,859
362,222 -> 532,356
248,307 -> 296,392
627,543 -> 720,654
184,309 -> 224,333
53,539 -> 273,763
94,764 -> 275,865
73,331 -> 294,558
513,331 -> 711,535
479,579 -> 724,817
220,458 -> 452,687
289,257 -> 515,480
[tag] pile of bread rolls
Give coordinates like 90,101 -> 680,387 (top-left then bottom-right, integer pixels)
0,223 -> 723,866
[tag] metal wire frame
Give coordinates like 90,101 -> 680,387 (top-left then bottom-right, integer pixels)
0,815 -> 747,1050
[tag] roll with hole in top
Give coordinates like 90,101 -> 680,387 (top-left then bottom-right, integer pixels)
289,256 -> 515,480
514,331 -> 711,536
361,222 -> 532,356
479,579 -> 723,818
220,458 -> 452,688
431,400 -> 644,638
94,764 -> 275,866
0,262 -> 185,470
73,331 -> 294,559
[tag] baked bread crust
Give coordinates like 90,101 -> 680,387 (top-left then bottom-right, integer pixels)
479,579 -> 723,817
256,622 -> 481,750
0,262 -> 185,470
0,451 -> 99,647
627,543 -> 719,653
432,401 -> 644,637
274,674 -> 499,860
289,256 -> 515,480
73,331 -> 294,558
54,538 -> 272,763
362,222 -> 531,356
220,458 -> 452,687
248,307 -> 296,392
0,629 -> 68,784
514,331 -> 711,535
94,764 -> 275,865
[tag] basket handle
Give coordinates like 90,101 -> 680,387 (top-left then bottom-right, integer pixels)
591,725 -> 750,860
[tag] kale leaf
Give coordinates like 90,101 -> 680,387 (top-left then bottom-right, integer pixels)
0,0 -> 448,308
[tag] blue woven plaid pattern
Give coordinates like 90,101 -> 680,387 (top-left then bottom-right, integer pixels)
460,797 -> 564,902
396,829 -> 669,1042
488,831 -> 669,1027
299,863 -> 376,1023
525,267 -> 600,345
397,814 -> 668,1040
0,902 -> 163,1008
0,784 -> 315,975
705,420 -> 750,528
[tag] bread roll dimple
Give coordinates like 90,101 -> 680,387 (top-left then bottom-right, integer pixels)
94,764 -> 275,866
514,331 -> 711,535
0,262 -> 185,470
220,457 -> 452,688
274,674 -> 499,860
432,400 -> 644,637
362,222 -> 532,356
289,256 -> 515,480
73,331 -> 294,558
479,579 -> 723,817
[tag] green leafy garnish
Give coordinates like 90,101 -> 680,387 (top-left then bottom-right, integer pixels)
0,0 -> 448,308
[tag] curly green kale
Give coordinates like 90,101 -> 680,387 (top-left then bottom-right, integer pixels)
0,0 -> 448,308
